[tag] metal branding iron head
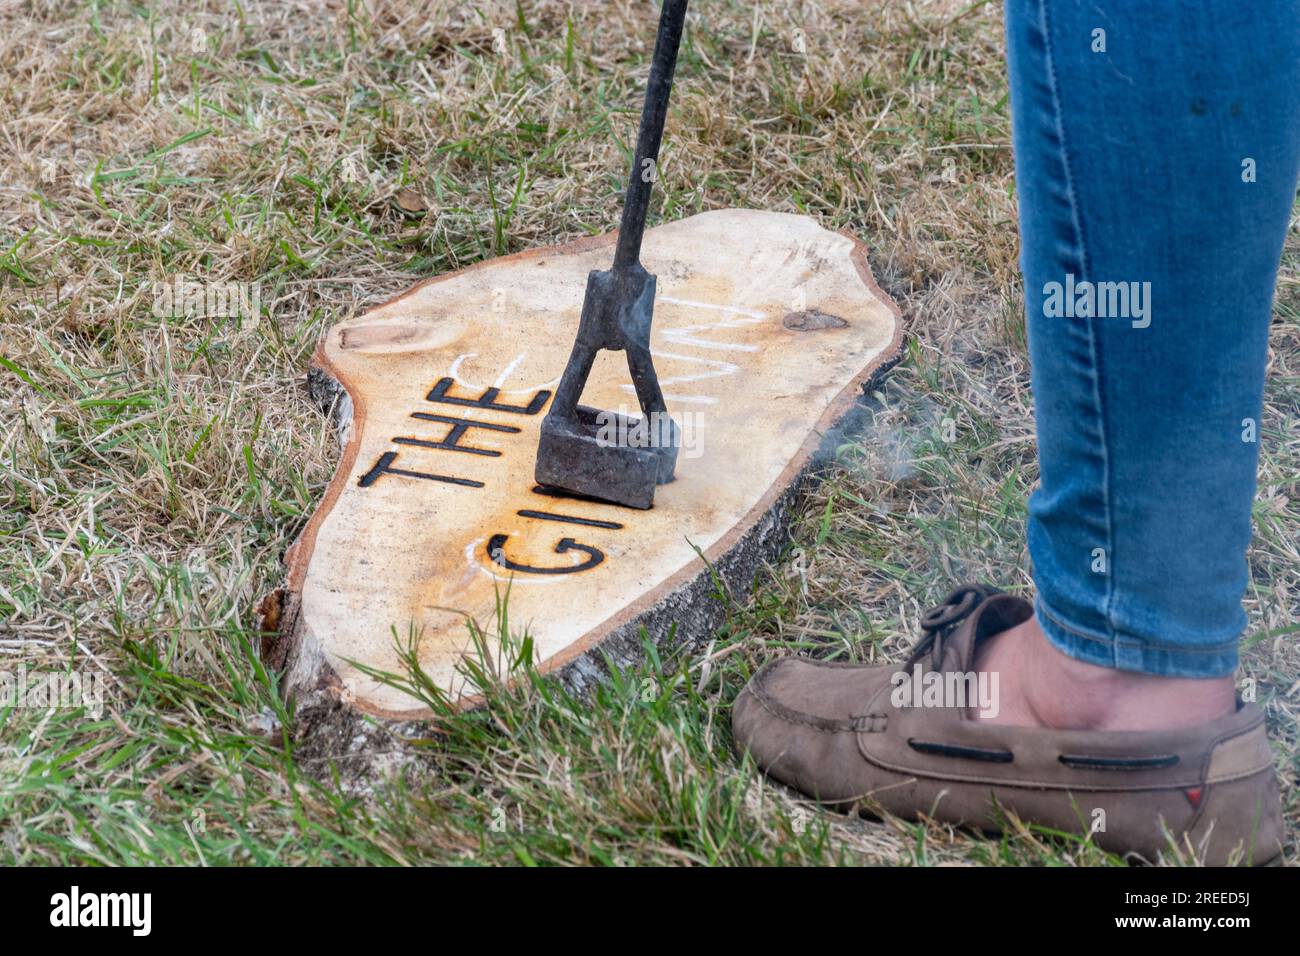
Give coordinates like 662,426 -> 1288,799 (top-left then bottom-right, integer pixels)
534,0 -> 688,510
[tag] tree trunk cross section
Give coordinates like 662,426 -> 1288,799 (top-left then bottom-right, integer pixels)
274,210 -> 904,720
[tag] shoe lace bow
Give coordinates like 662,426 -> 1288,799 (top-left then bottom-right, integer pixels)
906,583 -> 1002,670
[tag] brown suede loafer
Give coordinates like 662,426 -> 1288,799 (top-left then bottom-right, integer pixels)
732,585 -> 1284,865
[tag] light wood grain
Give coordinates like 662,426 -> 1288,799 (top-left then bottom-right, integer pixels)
281,210 -> 902,717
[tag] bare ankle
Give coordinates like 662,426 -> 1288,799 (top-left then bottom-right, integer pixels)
976,613 -> 1237,731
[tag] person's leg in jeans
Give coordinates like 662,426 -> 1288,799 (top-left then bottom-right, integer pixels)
730,0 -> 1297,862
978,0 -> 1300,731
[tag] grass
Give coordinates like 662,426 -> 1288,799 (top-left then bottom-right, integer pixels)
0,0 -> 1295,866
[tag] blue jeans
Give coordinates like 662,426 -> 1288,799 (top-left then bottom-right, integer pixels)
1005,0 -> 1300,677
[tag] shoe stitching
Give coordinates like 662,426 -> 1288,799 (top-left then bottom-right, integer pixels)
745,681 -> 853,734
1197,717 -> 1272,785
853,734 -> 1272,793
744,658 -> 885,733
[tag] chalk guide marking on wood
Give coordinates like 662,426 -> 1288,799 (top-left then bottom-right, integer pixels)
493,352 -> 529,388
658,296 -> 765,318
630,310 -> 766,405
448,351 -> 562,397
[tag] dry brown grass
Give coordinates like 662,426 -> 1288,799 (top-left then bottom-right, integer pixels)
0,0 -> 1294,865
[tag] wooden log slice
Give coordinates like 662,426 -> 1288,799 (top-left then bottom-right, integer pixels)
273,209 -> 903,721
